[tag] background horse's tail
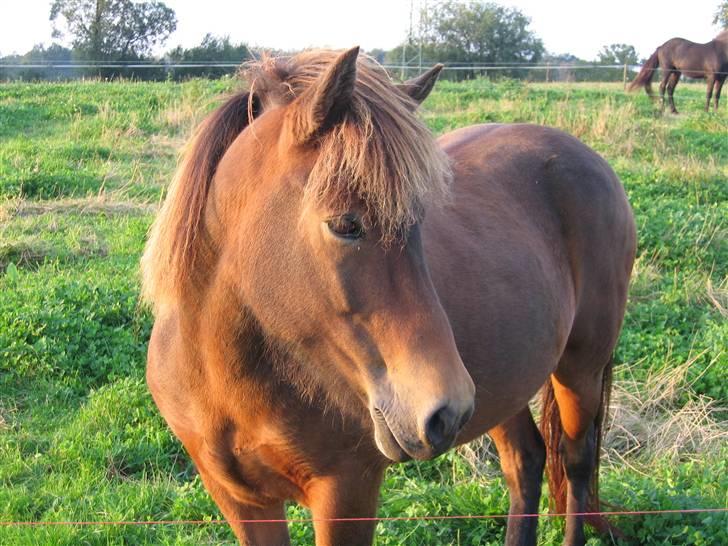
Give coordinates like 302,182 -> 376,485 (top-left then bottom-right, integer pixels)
540,360 -> 616,536
628,50 -> 659,95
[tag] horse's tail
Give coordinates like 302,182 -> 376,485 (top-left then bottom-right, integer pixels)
628,50 -> 659,95
540,359 -> 617,536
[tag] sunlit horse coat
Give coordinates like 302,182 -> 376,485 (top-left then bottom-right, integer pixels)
143,48 -> 636,546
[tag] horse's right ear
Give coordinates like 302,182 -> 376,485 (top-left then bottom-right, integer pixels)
287,47 -> 360,143
398,64 -> 444,107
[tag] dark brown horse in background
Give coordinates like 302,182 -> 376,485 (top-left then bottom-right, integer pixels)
142,48 -> 636,546
629,30 -> 728,113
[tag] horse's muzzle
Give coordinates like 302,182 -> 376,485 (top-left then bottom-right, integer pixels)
370,398 -> 474,461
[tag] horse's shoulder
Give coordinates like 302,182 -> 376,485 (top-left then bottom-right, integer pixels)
147,309 -> 181,378
146,310 -> 199,426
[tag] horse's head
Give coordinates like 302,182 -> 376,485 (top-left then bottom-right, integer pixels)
147,48 -> 475,462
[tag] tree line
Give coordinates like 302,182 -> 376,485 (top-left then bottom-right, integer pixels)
1,0 -> 726,82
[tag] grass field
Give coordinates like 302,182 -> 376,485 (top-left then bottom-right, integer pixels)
0,77 -> 726,545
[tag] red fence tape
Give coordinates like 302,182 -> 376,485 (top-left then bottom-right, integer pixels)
1,508 -> 726,526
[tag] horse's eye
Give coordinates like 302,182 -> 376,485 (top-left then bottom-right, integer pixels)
327,215 -> 364,239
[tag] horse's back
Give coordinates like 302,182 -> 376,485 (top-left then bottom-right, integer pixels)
433,123 -> 634,307
425,124 -> 635,434
659,37 -> 724,75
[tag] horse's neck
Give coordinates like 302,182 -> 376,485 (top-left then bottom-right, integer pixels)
192,283 -> 272,383
190,278 -> 370,424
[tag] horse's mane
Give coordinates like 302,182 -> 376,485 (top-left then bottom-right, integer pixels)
141,50 -> 450,310
246,50 -> 451,243
715,29 -> 728,43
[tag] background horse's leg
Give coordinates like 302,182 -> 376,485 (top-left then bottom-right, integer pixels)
549,348 -> 612,546
666,71 -> 681,113
196,467 -> 291,546
713,77 -> 725,110
705,75 -> 715,112
306,466 -> 385,546
658,71 -> 670,112
489,407 -> 546,546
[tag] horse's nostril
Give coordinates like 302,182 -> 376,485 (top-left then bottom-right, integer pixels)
424,405 -> 456,451
424,403 -> 474,453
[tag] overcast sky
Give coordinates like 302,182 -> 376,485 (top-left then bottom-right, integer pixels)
0,0 -> 722,61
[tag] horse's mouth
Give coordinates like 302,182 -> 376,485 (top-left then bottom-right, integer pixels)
371,407 -> 413,462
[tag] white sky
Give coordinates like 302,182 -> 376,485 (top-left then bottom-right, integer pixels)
0,0 -> 722,61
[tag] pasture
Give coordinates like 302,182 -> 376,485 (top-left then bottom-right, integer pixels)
0,77 -> 726,545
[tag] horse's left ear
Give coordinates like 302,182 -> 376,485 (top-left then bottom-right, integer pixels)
398,64 -> 444,106
289,46 -> 360,143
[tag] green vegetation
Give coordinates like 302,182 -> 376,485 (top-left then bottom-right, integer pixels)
386,0 -> 544,77
1,78 -> 726,545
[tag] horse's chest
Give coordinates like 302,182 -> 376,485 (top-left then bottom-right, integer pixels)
195,404 -> 325,506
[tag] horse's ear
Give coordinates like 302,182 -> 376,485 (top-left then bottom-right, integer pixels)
398,64 -> 444,106
289,46 -> 360,143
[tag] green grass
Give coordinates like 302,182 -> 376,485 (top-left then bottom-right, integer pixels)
1,78 -> 726,545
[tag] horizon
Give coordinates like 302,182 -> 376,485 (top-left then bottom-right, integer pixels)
0,0 -> 723,62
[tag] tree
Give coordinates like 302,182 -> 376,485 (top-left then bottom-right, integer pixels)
715,1 -> 728,28
596,44 -> 638,66
366,48 -> 387,64
22,43 -> 74,62
386,1 -> 543,80
165,34 -> 253,79
49,0 -> 177,60
541,52 -> 585,82
0,43 -> 75,81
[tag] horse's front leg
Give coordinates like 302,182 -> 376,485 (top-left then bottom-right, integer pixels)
196,466 -> 291,546
307,466 -> 386,546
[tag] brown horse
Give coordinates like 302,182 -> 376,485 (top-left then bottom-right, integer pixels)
142,48 -> 635,546
629,30 -> 728,113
